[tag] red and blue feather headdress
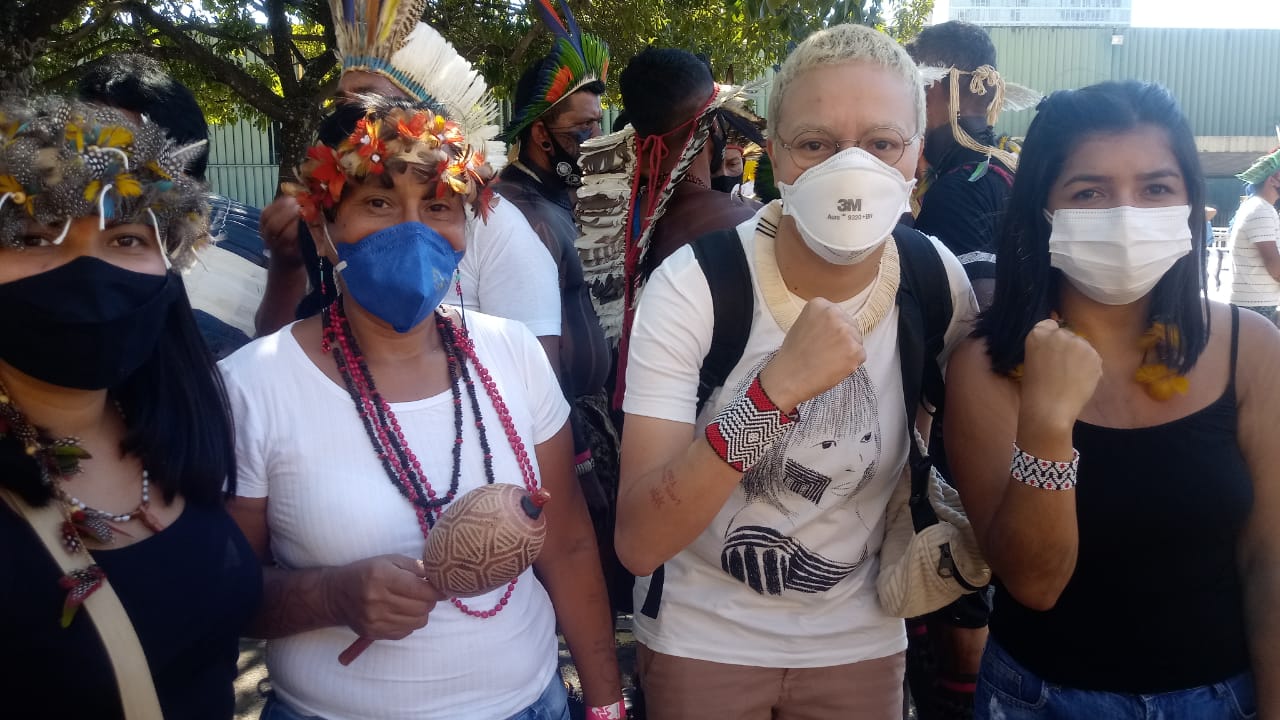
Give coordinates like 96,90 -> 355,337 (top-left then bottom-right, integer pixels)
507,0 -> 609,143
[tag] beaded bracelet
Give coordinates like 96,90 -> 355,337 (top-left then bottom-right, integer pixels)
588,701 -> 626,720
1010,443 -> 1080,490
705,374 -> 798,473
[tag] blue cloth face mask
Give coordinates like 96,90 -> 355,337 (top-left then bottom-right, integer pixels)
332,221 -> 464,333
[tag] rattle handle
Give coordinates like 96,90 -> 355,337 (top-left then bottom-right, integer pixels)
338,637 -> 374,666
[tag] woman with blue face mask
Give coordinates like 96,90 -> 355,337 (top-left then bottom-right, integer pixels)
221,96 -> 623,720
944,81 -> 1280,718
0,96 -> 260,718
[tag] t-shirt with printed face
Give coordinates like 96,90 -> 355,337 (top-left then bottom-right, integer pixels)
623,202 -> 977,668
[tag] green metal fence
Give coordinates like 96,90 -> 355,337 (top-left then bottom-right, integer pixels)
989,27 -> 1280,138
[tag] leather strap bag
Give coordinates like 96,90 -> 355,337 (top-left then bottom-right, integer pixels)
0,487 -> 164,719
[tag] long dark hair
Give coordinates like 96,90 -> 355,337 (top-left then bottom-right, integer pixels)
976,81 -> 1209,376
2,277 -> 236,507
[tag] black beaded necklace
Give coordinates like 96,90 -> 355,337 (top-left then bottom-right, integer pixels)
321,300 -> 495,530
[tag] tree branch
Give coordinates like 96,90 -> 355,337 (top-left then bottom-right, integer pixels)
122,2 -> 289,120
300,49 -> 337,84
46,3 -> 122,46
264,0 -> 300,94
14,0 -> 88,40
36,39 -> 139,89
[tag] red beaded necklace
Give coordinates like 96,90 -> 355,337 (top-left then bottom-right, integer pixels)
322,300 -> 541,617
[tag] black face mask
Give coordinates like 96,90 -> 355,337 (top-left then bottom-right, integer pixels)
711,174 -> 743,193
922,123 -> 957,170
547,129 -> 590,188
0,256 -> 180,390
922,116 -> 994,170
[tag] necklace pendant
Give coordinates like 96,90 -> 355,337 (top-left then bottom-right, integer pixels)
60,520 -> 84,554
71,510 -> 114,545
58,565 -> 106,628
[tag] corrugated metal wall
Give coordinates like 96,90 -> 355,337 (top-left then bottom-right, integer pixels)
207,27 -> 1280,208
206,120 -> 280,208
989,27 -> 1280,138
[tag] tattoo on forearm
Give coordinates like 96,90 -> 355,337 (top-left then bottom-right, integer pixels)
661,468 -> 682,506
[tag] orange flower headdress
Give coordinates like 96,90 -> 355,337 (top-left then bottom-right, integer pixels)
285,99 -> 496,223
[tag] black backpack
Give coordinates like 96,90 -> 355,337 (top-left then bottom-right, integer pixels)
639,224 -> 954,619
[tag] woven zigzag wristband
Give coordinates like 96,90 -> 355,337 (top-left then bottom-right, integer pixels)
1010,442 -> 1080,490
705,375 -> 798,473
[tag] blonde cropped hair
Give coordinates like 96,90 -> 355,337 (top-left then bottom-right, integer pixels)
769,23 -> 925,135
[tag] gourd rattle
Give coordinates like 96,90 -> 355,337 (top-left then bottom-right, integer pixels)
339,483 -> 550,665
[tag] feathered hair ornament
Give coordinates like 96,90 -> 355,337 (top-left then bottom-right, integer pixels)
917,64 -> 1041,171
506,0 -> 610,143
328,0 -> 504,169
0,96 -> 209,270
284,98 -> 496,225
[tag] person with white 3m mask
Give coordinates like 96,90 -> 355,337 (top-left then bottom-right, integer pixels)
945,81 -> 1280,719
614,24 -> 978,719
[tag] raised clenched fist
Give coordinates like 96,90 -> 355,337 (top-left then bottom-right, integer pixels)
759,298 -> 866,413
1019,319 -> 1102,432
259,195 -> 303,269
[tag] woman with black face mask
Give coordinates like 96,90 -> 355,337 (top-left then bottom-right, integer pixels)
0,97 -> 261,718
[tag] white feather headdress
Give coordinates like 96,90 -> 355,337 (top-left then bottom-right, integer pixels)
329,0 -> 504,167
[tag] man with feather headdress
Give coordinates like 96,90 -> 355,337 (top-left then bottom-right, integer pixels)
906,21 -> 1041,310
494,0 -> 631,617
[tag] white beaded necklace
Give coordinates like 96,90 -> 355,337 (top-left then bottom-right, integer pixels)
754,206 -> 901,336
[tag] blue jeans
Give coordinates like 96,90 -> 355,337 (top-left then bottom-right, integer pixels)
258,673 -> 569,720
975,638 -> 1256,720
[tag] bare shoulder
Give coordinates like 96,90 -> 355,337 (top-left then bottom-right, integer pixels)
1235,305 -> 1280,402
946,335 -> 1019,413
948,336 -> 997,384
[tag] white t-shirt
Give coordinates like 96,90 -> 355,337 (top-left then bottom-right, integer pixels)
220,311 -> 569,720
1229,195 -> 1280,307
623,205 -> 976,668
451,197 -> 562,337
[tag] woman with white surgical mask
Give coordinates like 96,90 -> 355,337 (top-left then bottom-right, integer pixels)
945,81 -> 1280,719
615,24 -> 981,719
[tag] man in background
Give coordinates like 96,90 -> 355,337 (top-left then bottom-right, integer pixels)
1229,148 -> 1280,324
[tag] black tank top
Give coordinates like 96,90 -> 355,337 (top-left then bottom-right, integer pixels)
990,307 -> 1254,693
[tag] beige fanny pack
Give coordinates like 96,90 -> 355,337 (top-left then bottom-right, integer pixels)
0,487 -> 164,719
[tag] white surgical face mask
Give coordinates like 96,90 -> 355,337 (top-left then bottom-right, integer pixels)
1047,205 -> 1193,305
778,147 -> 916,265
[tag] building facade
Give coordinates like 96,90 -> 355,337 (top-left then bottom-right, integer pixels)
951,0 -> 1131,27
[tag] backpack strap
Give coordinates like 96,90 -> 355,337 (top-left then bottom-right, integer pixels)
693,229 -> 755,416
893,224 -> 954,533
640,227 -> 755,620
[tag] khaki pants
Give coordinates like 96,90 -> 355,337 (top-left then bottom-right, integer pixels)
636,644 -> 905,720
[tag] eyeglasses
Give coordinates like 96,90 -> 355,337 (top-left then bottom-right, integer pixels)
778,126 -> 919,170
